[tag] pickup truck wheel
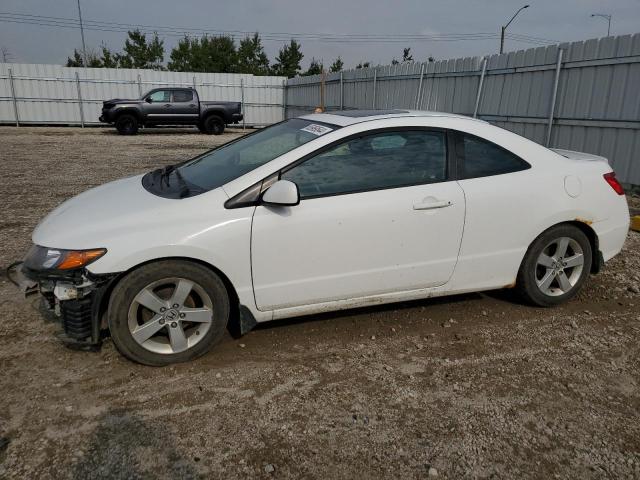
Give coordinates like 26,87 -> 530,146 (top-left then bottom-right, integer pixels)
203,115 -> 225,135
115,114 -> 139,135
108,260 -> 230,366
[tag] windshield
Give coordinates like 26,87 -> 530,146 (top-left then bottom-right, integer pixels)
142,118 -> 339,199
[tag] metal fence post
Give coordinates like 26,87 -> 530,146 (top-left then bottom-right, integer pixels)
415,63 -> 425,109
339,71 -> 344,111
75,71 -> 85,128
282,79 -> 287,120
8,68 -> 19,126
240,78 -> 246,130
192,75 -> 197,89
473,57 -> 488,118
137,74 -> 142,97
546,49 -> 564,147
372,69 -> 377,109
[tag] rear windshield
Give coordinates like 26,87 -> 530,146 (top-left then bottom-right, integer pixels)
142,118 -> 338,198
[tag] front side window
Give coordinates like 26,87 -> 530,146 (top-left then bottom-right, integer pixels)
148,90 -> 171,103
282,130 -> 447,198
173,90 -> 193,102
457,133 -> 530,179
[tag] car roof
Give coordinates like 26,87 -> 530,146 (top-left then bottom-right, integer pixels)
299,110 -> 482,127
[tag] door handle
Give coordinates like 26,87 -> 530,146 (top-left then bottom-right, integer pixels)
189,104 -> 196,108
413,200 -> 453,210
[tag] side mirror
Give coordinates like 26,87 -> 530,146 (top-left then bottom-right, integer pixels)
261,180 -> 300,207
145,97 -> 152,103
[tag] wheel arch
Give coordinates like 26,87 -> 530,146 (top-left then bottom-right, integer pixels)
522,220 -> 601,276
96,256 -> 241,332
201,109 -> 225,123
114,108 -> 142,122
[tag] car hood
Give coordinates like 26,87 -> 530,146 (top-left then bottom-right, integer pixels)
32,175 -> 175,249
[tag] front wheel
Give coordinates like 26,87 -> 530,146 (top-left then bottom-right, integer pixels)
516,224 -> 592,307
115,114 -> 139,135
108,260 -> 230,366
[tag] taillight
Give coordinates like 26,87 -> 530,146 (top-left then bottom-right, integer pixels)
603,172 -> 624,195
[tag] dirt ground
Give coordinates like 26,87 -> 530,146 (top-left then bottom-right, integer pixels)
1,126 -> 639,480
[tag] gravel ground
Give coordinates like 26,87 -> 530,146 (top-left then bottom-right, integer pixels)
0,126 -> 639,480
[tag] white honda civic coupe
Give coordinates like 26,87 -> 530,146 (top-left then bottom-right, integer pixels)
16,110 -> 629,365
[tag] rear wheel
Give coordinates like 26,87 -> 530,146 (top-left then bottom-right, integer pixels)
115,114 -> 139,135
108,260 -> 230,366
516,224 -> 592,307
202,115 -> 225,135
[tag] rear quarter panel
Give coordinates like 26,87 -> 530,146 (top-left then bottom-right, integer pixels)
445,120 -> 628,292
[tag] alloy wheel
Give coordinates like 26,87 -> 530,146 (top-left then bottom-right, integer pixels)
127,277 -> 214,354
535,236 -> 585,297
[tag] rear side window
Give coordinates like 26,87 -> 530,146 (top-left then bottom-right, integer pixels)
282,130 -> 447,198
173,90 -> 193,102
456,133 -> 530,179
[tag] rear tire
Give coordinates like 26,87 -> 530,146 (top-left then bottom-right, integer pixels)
108,260 -> 230,366
516,224 -> 592,307
115,114 -> 139,135
202,115 -> 225,135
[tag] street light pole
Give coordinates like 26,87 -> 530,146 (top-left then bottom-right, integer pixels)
76,0 -> 88,66
591,14 -> 612,37
500,4 -> 530,54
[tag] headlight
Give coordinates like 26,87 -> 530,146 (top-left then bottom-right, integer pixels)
24,245 -> 107,271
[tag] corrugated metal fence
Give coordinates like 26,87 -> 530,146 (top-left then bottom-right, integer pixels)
0,63 -> 286,127
286,33 -> 640,186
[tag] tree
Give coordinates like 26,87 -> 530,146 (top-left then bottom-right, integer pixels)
329,57 -> 344,72
99,44 -> 119,68
236,33 -> 270,75
116,30 -> 164,70
65,47 -> 109,68
355,61 -> 370,69
167,36 -> 195,72
66,49 -> 86,67
197,36 -> 237,72
303,57 -> 323,76
272,39 -> 303,78
402,47 -> 413,63
168,35 -> 237,73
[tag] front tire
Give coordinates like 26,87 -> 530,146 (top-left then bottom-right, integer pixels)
115,114 -> 139,135
516,224 -> 592,307
202,115 -> 225,135
108,260 -> 230,366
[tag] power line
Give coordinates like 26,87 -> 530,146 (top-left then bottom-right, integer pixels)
0,12 -> 560,45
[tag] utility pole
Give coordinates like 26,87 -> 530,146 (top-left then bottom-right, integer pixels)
500,4 -> 530,54
77,0 -> 88,66
591,13 -> 612,37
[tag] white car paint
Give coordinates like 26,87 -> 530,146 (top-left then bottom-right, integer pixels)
32,111 -> 630,323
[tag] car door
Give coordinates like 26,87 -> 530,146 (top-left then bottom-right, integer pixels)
171,89 -> 199,123
144,89 -> 174,120
250,129 -> 466,311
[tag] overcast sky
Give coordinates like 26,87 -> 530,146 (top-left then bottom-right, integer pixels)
1,0 -> 638,70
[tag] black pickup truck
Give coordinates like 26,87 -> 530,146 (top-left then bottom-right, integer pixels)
99,87 -> 243,135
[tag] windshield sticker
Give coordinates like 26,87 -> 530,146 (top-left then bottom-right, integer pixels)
301,124 -> 333,136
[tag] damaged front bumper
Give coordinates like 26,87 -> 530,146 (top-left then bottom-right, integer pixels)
7,262 -> 118,351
